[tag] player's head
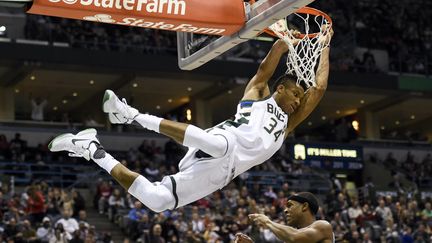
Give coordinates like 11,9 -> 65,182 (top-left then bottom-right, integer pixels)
284,192 -> 319,227
271,74 -> 305,114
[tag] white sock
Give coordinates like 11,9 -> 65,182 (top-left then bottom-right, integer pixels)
135,114 -> 163,133
89,143 -> 119,173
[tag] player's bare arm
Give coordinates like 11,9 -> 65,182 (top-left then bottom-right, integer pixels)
286,27 -> 333,134
249,214 -> 333,243
242,39 -> 289,101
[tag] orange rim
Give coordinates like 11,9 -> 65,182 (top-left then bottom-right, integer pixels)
248,0 -> 332,39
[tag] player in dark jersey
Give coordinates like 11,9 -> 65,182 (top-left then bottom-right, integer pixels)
236,192 -> 334,243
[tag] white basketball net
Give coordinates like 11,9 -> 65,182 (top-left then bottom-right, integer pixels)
269,13 -> 331,88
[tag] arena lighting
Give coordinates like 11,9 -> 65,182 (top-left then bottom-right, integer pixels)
186,109 -> 192,121
156,105 -> 161,110
0,26 -> 5,32
352,120 -> 359,131
72,92 -> 78,97
360,100 -> 365,104
14,89 -> 19,93
410,115 -> 415,120
167,99 -> 172,103
89,80 -> 94,85
187,87 -> 192,91
132,83 -> 138,88
30,75 -> 36,80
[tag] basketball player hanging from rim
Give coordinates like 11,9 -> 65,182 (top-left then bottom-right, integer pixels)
49,24 -> 334,212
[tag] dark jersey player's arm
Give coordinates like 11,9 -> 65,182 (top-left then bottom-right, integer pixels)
243,40 -> 288,99
267,220 -> 332,243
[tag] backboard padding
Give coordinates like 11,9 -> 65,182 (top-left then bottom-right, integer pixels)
177,0 -> 315,70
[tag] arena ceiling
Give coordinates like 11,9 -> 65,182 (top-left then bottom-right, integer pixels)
2,63 -> 432,138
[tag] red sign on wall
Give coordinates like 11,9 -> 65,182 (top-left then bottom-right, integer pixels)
27,0 -> 246,35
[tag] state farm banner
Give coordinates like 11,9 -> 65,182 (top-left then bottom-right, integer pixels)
27,0 -> 246,35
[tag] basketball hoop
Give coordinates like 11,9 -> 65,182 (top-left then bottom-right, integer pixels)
250,1 -> 332,88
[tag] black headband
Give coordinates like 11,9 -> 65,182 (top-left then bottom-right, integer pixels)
287,195 -> 319,215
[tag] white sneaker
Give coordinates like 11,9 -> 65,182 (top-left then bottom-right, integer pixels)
103,90 -> 139,124
48,128 -> 104,161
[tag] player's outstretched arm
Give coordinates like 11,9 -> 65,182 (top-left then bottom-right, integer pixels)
242,40 -> 288,99
286,28 -> 333,133
249,214 -> 332,243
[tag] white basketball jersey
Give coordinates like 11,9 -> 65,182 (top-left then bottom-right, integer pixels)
216,96 -> 288,178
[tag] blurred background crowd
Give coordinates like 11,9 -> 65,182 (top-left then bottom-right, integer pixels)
0,132 -> 431,242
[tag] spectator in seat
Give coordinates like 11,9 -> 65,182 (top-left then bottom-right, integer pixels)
375,198 -> 393,226
263,186 -> 278,203
356,204 -> 377,227
161,216 -> 179,242
30,96 -> 48,121
141,223 -> 165,243
127,201 -> 148,240
78,210 -> 89,227
9,133 -> 27,161
3,217 -> 22,241
333,225 -> 345,242
330,212 -> 347,231
0,191 -> 8,218
85,226 -> 97,243
97,180 -> 112,214
50,223 -> 71,243
421,202 -> 432,225
27,185 -> 46,225
69,230 -> 84,243
108,188 -> 125,222
0,134 -> 9,159
412,224 -> 430,242
343,222 -> 359,242
328,192 -> 348,216
348,199 -> 363,222
362,49 -> 377,72
46,189 -> 61,218
71,190 -> 85,218
191,212 -> 205,233
137,212 -> 151,238
400,226 -> 414,243
55,206 -> 78,240
22,219 -> 38,242
37,217 -> 55,243
362,232 -> 373,243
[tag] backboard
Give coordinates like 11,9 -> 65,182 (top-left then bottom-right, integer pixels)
177,0 -> 315,70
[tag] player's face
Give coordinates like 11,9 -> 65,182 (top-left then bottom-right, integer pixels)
277,82 -> 304,114
284,200 -> 303,227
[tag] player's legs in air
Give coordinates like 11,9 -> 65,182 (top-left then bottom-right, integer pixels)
49,91 -> 234,212
103,90 -> 228,158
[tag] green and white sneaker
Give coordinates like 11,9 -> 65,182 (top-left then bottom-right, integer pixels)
48,128 -> 105,161
103,90 -> 139,124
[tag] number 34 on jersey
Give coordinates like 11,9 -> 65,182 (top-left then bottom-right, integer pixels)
264,103 -> 287,142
